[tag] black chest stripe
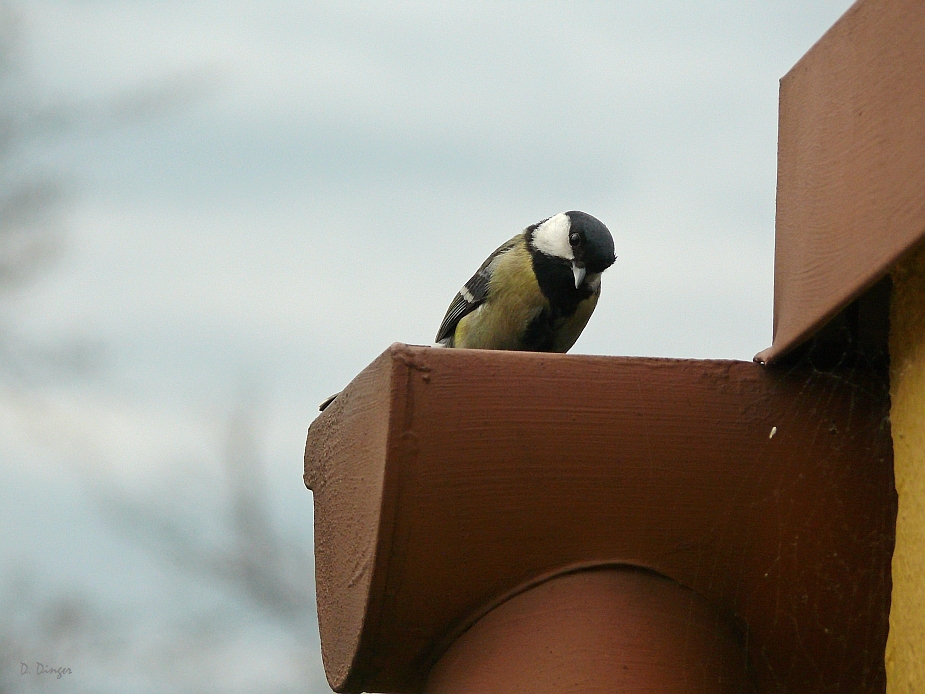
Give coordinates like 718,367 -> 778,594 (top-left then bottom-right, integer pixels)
523,307 -> 556,351
530,251 -> 594,318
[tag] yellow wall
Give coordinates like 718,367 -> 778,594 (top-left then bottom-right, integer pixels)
887,240 -> 925,693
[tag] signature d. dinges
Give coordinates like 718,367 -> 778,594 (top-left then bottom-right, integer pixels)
21,662 -> 72,679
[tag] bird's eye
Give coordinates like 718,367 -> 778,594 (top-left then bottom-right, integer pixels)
568,232 -> 581,247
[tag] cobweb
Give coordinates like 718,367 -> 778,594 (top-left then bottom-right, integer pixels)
735,278 -> 894,693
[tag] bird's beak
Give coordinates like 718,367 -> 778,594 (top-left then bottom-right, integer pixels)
572,262 -> 586,288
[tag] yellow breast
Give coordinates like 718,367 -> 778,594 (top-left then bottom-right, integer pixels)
453,242 -> 547,350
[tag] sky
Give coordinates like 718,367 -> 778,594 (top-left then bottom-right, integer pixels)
0,1 -> 857,692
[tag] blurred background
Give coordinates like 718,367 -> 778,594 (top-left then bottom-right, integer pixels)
0,2 -> 854,692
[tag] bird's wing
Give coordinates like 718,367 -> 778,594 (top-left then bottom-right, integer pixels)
435,235 -> 521,344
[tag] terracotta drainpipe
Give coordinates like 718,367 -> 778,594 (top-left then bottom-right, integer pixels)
305,344 -> 893,693
427,568 -> 750,694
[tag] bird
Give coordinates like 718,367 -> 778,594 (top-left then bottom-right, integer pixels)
435,211 -> 615,352
318,211 -> 615,412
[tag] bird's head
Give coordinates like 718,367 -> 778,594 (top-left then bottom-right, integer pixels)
527,211 -> 616,288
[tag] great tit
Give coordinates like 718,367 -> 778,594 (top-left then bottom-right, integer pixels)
317,211 -> 614,411
435,211 -> 616,351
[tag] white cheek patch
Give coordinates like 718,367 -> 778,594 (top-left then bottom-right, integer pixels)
531,212 -> 573,260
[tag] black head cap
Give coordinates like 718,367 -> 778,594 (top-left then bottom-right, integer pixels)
565,211 -> 616,274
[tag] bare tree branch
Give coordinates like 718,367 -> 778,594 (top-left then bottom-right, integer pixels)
97,400 -> 317,631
